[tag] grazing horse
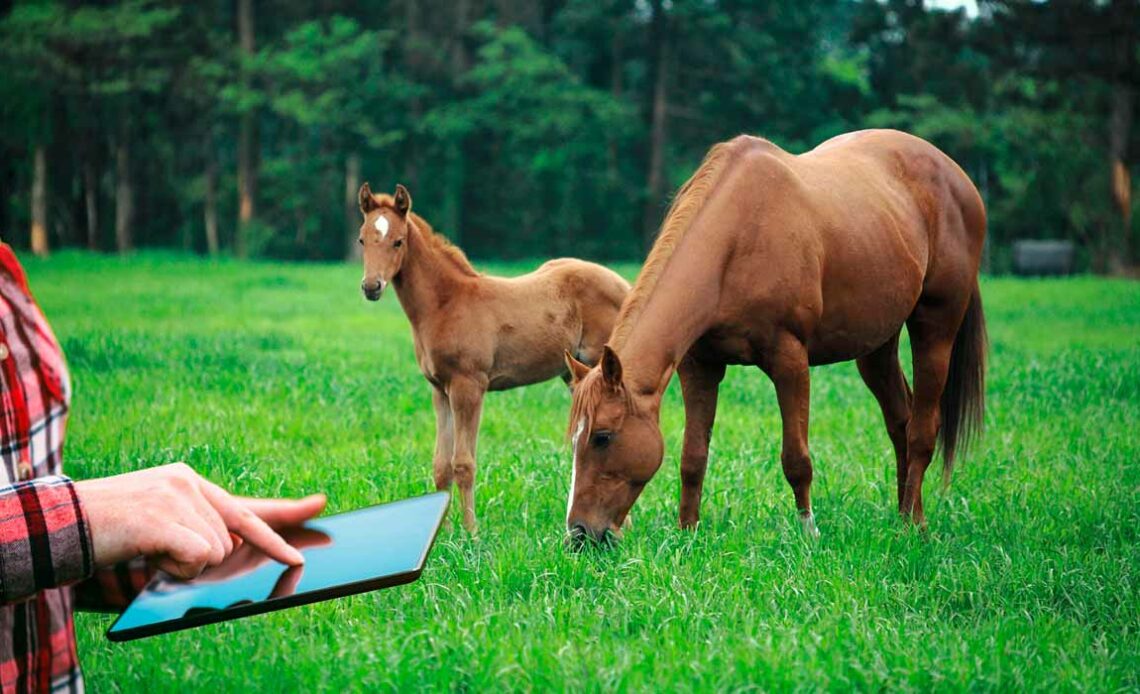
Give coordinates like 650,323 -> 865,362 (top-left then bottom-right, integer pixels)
357,183 -> 630,532
564,130 -> 987,543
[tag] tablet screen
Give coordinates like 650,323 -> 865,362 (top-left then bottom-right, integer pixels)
107,491 -> 449,641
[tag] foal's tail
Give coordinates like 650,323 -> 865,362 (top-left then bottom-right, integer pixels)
939,283 -> 987,485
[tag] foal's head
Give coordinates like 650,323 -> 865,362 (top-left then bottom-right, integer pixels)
564,347 -> 664,547
358,182 -> 412,301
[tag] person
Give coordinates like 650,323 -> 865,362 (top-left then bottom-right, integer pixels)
0,243 -> 326,692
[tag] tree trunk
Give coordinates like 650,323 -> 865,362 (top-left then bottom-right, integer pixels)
83,157 -> 98,250
236,0 -> 257,259
345,152 -> 361,260
30,146 -> 48,257
204,158 -> 219,256
607,24 -> 623,180
1107,0 -> 1135,274
642,0 -> 670,250
441,0 -> 471,243
114,140 -> 133,252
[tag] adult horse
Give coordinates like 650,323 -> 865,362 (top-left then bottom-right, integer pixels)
358,183 -> 630,532
564,130 -> 987,542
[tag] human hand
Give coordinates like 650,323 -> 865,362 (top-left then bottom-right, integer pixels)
75,463 -> 327,580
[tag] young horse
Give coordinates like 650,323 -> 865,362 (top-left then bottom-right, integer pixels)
564,129 -> 987,543
357,183 -> 630,532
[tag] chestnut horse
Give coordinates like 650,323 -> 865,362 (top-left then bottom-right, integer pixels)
564,130 -> 987,543
357,183 -> 630,532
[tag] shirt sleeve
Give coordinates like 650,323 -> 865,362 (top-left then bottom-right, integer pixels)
73,558 -> 156,613
0,475 -> 95,605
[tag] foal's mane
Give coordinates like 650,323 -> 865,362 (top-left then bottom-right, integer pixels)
608,138 -> 741,350
373,193 -> 479,278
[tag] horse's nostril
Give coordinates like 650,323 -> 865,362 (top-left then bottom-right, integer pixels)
565,522 -> 590,551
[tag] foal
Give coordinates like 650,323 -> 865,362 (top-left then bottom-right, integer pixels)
564,130 -> 987,542
357,183 -> 630,531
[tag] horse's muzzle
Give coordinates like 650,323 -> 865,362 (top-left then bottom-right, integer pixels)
565,521 -> 618,551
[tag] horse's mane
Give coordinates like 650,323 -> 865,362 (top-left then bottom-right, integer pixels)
373,193 -> 479,278
568,139 -> 745,436
608,138 -> 741,350
567,371 -> 632,436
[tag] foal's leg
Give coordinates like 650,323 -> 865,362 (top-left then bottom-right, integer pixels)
448,376 -> 487,533
677,355 -> 726,529
766,336 -> 818,536
855,334 -> 913,512
431,387 -> 455,492
901,305 -> 959,527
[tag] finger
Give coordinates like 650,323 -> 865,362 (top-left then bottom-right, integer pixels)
155,524 -> 214,580
185,484 -> 235,558
174,509 -> 228,568
239,494 -> 327,530
201,481 -> 305,566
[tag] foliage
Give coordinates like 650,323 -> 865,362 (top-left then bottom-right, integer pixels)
0,0 -> 1137,269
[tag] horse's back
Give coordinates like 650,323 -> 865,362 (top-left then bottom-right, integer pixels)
708,130 -> 985,363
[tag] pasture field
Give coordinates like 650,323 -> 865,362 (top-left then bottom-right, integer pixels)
22,252 -> 1140,691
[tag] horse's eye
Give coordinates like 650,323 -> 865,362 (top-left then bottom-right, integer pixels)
591,431 -> 613,448
358,237 -> 364,246
393,239 -> 403,248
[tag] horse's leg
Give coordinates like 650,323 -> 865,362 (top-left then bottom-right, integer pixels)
448,376 -> 486,533
901,305 -> 959,527
677,354 -> 726,529
767,336 -> 817,536
431,387 -> 455,492
855,334 -> 913,512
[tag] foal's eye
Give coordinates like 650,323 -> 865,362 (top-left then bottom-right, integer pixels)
591,431 -> 614,448
358,237 -> 364,246
393,239 -> 403,248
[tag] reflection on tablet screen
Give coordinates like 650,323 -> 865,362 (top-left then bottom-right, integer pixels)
109,492 -> 449,639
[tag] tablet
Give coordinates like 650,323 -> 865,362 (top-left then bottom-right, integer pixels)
107,491 -> 450,642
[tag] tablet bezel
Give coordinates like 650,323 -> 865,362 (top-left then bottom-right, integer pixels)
106,491 -> 449,642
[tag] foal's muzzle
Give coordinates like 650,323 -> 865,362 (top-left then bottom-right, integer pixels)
361,279 -> 386,301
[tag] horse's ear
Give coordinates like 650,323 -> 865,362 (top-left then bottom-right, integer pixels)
359,182 -> 379,214
393,183 -> 412,217
601,345 -> 622,388
564,350 -> 591,386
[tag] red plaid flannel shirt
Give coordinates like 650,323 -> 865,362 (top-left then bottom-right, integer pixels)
0,245 -> 149,693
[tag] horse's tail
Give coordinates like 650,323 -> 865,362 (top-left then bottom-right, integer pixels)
939,282 -> 987,485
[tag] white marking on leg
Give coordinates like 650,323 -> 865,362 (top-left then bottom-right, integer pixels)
567,417 -> 585,524
374,215 -> 389,238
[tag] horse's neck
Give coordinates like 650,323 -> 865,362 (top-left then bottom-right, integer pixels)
619,242 -> 725,403
392,223 -> 467,330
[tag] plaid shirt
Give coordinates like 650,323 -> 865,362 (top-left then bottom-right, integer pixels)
0,246 -> 149,693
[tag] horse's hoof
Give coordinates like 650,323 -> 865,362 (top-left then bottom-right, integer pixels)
799,512 -> 820,539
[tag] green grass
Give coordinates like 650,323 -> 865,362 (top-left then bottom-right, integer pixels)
21,251 -> 1140,691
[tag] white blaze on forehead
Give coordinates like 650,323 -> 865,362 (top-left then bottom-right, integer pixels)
374,215 -> 390,238
567,417 -> 586,523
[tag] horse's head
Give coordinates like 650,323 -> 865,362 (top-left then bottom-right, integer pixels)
564,346 -> 664,547
357,182 -> 412,301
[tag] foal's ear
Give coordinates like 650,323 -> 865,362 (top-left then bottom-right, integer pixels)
601,345 -> 622,388
393,183 -> 412,217
564,350 -> 591,386
359,182 -> 379,214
